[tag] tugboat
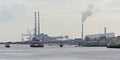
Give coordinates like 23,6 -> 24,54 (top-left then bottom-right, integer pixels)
5,43 -> 10,48
30,43 -> 44,47
30,37 -> 44,47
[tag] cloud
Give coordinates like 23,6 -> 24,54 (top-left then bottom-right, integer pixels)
0,2 -> 26,23
91,0 -> 120,13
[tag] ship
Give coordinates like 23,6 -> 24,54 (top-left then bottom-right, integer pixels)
5,43 -> 10,48
107,43 -> 120,48
107,39 -> 120,48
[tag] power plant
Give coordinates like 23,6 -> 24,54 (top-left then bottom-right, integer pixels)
24,11 -> 67,47
30,11 -> 44,47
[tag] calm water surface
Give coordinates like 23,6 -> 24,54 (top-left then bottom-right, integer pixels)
0,44 -> 119,60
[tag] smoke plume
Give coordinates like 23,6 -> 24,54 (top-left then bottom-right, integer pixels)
81,4 -> 93,23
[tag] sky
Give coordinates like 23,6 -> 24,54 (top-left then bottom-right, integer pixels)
0,0 -> 120,42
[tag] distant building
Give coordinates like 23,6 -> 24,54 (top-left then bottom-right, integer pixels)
74,38 -> 81,42
85,32 -> 115,40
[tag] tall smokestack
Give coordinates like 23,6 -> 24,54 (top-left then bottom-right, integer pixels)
104,27 -> 106,40
80,4 -> 93,46
38,11 -> 40,35
34,12 -> 37,37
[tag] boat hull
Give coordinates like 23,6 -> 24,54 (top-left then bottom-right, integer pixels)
30,44 -> 44,47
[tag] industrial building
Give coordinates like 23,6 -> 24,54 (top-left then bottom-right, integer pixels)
22,11 -> 69,42
85,32 -> 115,40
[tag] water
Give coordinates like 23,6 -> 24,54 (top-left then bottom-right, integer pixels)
0,44 -> 120,60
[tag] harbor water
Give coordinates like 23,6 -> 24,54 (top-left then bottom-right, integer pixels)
0,44 -> 120,60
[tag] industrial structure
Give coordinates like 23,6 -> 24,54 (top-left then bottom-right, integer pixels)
29,11 -> 44,47
85,32 -> 115,40
20,11 -> 70,47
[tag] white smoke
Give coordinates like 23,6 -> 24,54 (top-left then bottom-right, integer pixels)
81,4 -> 93,23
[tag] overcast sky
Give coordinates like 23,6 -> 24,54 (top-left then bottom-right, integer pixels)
0,0 -> 120,42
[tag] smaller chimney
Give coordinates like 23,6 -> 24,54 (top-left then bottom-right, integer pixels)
104,27 -> 106,40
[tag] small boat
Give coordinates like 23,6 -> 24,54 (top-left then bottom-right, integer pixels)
60,43 -> 63,47
30,43 -> 44,47
5,43 -> 10,48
